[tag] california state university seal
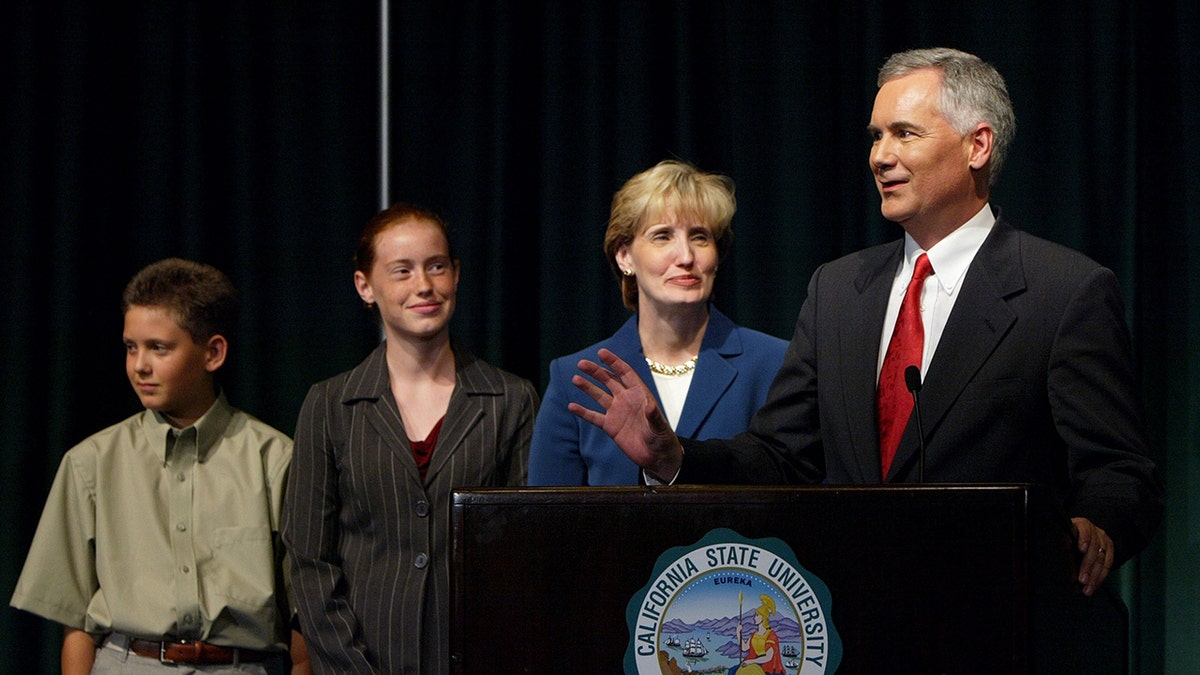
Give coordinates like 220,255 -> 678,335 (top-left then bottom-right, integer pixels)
625,528 -> 841,675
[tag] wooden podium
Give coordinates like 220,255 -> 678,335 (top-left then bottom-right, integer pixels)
451,485 -> 1127,674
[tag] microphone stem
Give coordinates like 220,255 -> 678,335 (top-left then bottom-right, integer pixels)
914,396 -> 925,482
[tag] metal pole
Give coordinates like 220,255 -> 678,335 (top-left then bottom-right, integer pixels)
378,0 -> 390,209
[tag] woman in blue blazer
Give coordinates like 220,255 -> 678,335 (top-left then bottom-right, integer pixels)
529,160 -> 786,485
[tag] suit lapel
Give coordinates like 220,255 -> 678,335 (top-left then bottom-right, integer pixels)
348,343 -> 498,486
607,309 -> 741,439
888,220 -> 1023,479
675,308 -> 739,438
424,385 -> 483,483
424,348 -> 492,484
345,344 -> 426,482
368,390 -> 424,479
843,244 -> 904,483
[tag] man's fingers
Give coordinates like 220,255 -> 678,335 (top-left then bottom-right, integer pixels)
567,401 -> 605,427
1071,516 -> 1114,595
597,348 -> 637,379
571,373 -> 613,409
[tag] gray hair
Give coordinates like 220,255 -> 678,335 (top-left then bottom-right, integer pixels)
878,48 -> 1016,185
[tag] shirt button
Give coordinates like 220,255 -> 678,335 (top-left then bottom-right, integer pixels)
176,473 -> 186,481
414,553 -> 428,569
182,565 -> 190,573
415,500 -> 429,517
176,523 -> 187,532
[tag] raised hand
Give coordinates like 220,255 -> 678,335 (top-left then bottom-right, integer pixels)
568,348 -> 684,482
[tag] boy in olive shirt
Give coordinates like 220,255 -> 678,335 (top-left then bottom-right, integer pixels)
11,259 -> 307,674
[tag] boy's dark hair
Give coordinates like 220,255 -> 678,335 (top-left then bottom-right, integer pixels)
121,258 -> 240,344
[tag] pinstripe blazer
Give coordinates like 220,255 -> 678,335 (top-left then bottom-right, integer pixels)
281,343 -> 538,675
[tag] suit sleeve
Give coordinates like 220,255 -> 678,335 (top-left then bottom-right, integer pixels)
503,377 -> 539,486
1049,267 -> 1164,564
678,269 -> 826,485
281,382 -> 376,674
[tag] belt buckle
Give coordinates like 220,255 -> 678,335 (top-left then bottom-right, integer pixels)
159,639 -> 193,665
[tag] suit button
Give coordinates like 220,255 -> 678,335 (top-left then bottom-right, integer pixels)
414,553 -> 429,569
415,500 -> 429,517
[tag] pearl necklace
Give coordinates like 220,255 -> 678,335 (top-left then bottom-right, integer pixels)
645,355 -> 698,376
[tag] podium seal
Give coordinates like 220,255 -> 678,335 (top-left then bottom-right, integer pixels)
625,528 -> 841,675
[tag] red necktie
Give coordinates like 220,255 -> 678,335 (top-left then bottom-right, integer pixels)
877,253 -> 934,478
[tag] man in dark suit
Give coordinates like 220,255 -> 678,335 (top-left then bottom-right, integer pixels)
569,47 -> 1163,597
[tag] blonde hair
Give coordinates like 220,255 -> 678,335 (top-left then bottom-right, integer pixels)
603,159 -> 735,311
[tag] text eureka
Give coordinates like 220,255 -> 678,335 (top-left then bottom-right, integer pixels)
636,544 -> 829,668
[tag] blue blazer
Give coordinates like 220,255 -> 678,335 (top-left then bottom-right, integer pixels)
529,306 -> 787,485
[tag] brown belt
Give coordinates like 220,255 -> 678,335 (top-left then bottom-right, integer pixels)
127,638 -> 272,664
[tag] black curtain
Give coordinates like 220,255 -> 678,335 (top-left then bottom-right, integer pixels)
2,4 -> 380,672
3,1 -> 1196,672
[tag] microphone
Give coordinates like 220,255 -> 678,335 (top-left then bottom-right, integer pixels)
904,365 -> 926,483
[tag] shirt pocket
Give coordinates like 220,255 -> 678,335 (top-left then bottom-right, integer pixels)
207,525 -> 276,611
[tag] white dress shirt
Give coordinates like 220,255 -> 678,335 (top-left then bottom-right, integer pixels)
877,204 -> 996,383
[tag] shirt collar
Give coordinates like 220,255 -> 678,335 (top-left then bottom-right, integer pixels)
142,391 -> 233,464
902,203 -> 995,295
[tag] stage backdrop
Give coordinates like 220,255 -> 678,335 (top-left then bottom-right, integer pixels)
2,2 -> 1195,672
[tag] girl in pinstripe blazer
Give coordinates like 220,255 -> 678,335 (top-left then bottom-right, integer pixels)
282,204 -> 538,674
